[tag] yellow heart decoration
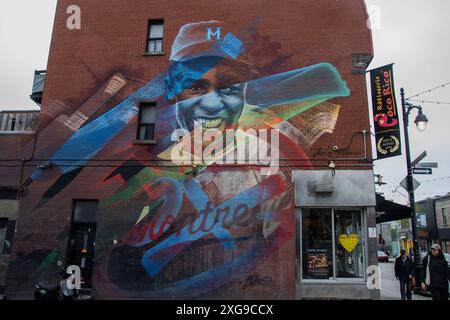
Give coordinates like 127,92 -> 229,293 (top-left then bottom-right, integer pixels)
338,234 -> 359,253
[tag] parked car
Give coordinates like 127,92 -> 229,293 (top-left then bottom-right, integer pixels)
378,250 -> 389,263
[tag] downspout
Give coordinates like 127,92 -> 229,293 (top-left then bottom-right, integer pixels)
15,118 -> 40,233
329,130 -> 370,161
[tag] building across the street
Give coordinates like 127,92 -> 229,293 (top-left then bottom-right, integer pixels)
430,194 -> 450,254
0,0 -> 380,299
416,197 -> 439,253
377,222 -> 392,255
375,193 -> 413,257
375,195 -> 450,259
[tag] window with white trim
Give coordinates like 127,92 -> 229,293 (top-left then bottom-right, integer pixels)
298,208 -> 365,281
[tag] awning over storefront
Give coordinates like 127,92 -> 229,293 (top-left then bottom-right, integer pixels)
376,193 -> 412,223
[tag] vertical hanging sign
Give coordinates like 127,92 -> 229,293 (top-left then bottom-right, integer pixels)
370,64 -> 402,159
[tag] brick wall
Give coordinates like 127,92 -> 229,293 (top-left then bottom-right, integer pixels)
5,0 -> 373,299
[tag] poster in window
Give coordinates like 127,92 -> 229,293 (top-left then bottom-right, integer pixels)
306,249 -> 329,276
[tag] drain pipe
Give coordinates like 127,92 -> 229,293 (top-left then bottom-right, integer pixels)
329,130 -> 370,161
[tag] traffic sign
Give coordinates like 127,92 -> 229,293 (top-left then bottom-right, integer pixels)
415,162 -> 438,169
413,168 -> 432,175
400,177 -> 420,192
411,151 -> 427,167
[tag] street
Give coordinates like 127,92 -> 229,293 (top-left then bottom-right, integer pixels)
379,260 -> 431,300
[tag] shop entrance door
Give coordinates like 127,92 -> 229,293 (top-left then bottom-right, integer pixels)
69,223 -> 96,288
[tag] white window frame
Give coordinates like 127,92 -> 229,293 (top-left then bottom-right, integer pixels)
147,20 -> 164,54
442,207 -> 448,226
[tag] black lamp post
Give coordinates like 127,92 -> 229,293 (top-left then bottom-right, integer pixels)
400,88 -> 429,292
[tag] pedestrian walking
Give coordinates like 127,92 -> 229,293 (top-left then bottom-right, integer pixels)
395,249 -> 415,300
420,244 -> 450,301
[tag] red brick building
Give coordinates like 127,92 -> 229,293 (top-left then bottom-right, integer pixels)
0,110 -> 39,295
2,0 -> 380,299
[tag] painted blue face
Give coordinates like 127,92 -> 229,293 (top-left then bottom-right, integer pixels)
175,68 -> 245,133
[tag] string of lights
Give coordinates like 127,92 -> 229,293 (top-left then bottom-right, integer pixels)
419,175 -> 450,184
407,99 -> 450,105
406,81 -> 450,99
415,192 -> 449,196
376,185 -> 399,189
376,176 -> 450,192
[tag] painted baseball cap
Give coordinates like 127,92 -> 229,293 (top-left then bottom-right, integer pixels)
165,20 -> 252,100
165,20 -> 350,109
170,20 -> 244,62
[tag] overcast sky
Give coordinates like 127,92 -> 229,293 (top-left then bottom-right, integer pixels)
0,0 -> 449,204
364,0 -> 450,204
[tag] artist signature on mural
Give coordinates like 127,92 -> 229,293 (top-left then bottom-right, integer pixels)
238,273 -> 272,289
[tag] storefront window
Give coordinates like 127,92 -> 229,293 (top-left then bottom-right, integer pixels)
301,208 -> 333,279
299,208 -> 365,281
334,210 -> 364,278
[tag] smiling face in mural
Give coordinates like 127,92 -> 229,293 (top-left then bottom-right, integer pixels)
175,69 -> 245,133
173,60 -> 251,133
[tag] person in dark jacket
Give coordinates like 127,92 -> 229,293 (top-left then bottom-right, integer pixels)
420,243 -> 450,300
395,249 -> 414,300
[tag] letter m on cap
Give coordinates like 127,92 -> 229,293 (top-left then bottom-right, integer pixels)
206,27 -> 222,41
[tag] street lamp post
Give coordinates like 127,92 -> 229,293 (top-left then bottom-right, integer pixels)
400,87 -> 429,292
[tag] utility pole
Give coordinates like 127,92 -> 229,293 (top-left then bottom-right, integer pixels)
400,88 -> 427,291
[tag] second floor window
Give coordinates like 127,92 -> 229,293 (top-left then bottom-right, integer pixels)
443,208 -> 448,226
147,20 -> 164,53
137,102 -> 156,141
